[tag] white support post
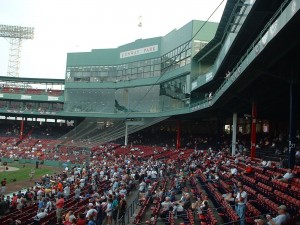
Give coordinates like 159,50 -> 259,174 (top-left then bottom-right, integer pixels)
232,113 -> 237,156
124,123 -> 128,146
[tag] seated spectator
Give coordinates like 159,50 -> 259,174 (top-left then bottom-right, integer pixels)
261,158 -> 267,167
296,150 -> 300,158
87,214 -> 96,225
153,186 -> 164,198
161,197 -> 172,211
166,190 -> 176,202
76,212 -> 86,225
160,197 -> 172,219
139,180 -> 146,193
173,201 -> 184,219
192,198 -> 208,214
261,159 -> 272,170
243,164 -> 254,175
138,189 -> 152,205
182,193 -> 191,210
275,149 -> 281,155
34,208 -> 48,224
86,203 -> 97,220
234,157 -> 239,164
64,210 -> 76,224
272,169 -> 294,182
266,205 -> 290,225
223,181 -> 242,203
254,218 -> 268,225
230,166 -> 238,177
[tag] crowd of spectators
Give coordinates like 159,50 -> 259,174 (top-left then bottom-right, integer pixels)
0,120 -> 299,225
0,143 -> 299,225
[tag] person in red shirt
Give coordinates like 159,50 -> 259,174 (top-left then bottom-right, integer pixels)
56,195 -> 65,223
11,193 -> 18,209
243,164 -> 254,175
57,182 -> 63,193
76,212 -> 86,225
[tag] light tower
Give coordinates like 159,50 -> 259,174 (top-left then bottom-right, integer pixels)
0,25 -> 34,78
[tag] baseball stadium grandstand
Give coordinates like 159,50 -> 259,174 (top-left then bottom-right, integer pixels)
0,0 -> 300,224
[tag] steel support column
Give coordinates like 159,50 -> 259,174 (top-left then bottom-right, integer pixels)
251,102 -> 257,159
288,83 -> 296,169
124,123 -> 128,146
176,120 -> 181,149
232,113 -> 237,156
20,117 -> 24,140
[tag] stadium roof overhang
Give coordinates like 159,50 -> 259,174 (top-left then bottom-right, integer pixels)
187,7 -> 300,121
194,0 -> 291,93
193,0 -> 238,64
0,76 -> 65,84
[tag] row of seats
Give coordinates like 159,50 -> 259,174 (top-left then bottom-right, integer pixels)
2,180 -> 110,225
196,153 -> 300,225
0,87 -> 64,96
133,181 -> 159,224
190,177 -> 218,225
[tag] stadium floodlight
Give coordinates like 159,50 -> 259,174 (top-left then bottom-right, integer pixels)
0,25 -> 34,78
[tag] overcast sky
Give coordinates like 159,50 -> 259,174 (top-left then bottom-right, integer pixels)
0,0 -> 226,79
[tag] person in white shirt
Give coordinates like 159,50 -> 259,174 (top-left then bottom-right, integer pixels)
35,208 -> 48,220
119,187 -> 127,198
235,185 -> 247,225
112,180 -> 119,192
261,159 -> 267,167
64,184 -> 70,199
79,178 -> 85,188
45,198 -> 52,212
234,157 -> 239,164
230,167 -> 238,176
151,170 -> 157,179
173,201 -> 184,218
273,169 -> 294,182
266,205 -> 290,225
279,169 -> 294,182
296,150 -> 300,158
86,203 -> 97,220
161,197 -> 172,211
226,160 -> 231,167
139,181 -> 146,193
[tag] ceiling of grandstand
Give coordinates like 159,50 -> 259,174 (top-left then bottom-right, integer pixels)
195,0 -> 289,65
187,0 -> 300,121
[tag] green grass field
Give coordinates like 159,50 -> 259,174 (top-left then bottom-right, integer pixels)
0,162 -> 57,184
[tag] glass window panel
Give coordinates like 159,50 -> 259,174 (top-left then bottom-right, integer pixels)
180,59 -> 186,67
187,49 -> 191,56
181,52 -> 186,60
154,71 -> 160,76
186,57 -> 191,64
132,62 -> 138,68
154,64 -> 161,71
144,65 -> 150,72
100,71 -> 108,76
132,68 -> 137,74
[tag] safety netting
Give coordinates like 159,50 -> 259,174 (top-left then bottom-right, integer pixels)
56,117 -> 168,148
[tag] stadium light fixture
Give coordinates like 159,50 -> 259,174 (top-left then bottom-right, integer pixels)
0,24 -> 34,78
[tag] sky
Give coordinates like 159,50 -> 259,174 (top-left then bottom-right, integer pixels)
0,0 -> 226,79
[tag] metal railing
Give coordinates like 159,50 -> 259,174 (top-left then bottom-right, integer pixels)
116,196 -> 139,225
